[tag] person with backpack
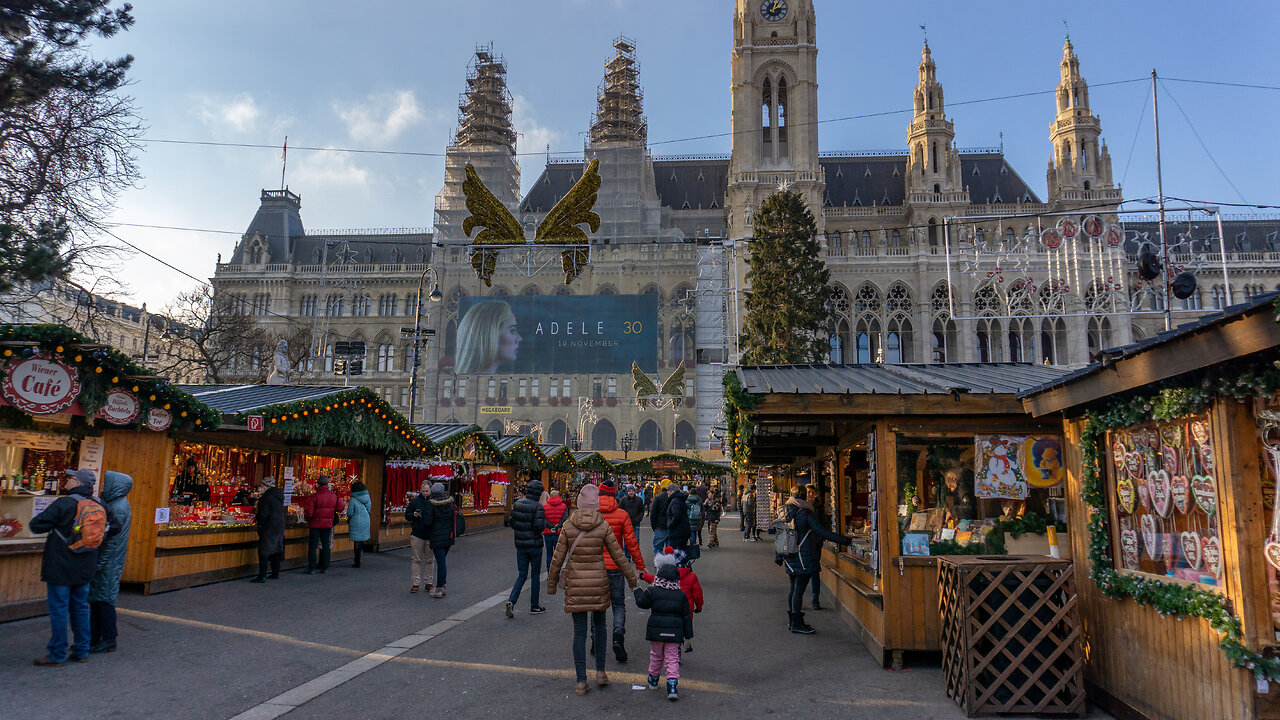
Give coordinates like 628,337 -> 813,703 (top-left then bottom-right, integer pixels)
89,471 -> 132,654
633,548 -> 694,701
506,479 -> 547,618
30,469 -> 109,666
542,489 -> 568,571
704,493 -> 722,548
686,492 -> 704,547
346,481 -> 372,568
774,484 -> 851,634
421,482 -> 460,598
302,475 -> 345,575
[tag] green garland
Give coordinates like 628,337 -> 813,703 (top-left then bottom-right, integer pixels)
724,372 -> 763,473
1080,364 -> 1280,681
0,324 -> 221,430
232,387 -> 427,457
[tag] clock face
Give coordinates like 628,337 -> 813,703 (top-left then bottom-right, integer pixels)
760,0 -> 788,22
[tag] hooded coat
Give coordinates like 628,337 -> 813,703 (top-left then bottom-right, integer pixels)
666,490 -> 691,545
255,486 -> 286,556
509,481 -> 547,549
686,494 -> 704,531
598,494 -> 646,573
89,471 -> 132,605
546,507 -> 638,613
778,497 -> 851,575
346,489 -> 372,543
422,491 -> 458,549
633,565 -> 694,644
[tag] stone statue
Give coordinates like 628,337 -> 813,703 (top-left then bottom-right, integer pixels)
266,339 -> 290,385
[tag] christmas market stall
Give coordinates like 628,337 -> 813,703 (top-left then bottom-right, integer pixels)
425,426 -> 506,533
611,452 -> 733,491
727,363 -> 1071,669
541,443 -> 583,493
385,424 -> 489,549
127,385 -> 435,593
0,324 -> 221,621
1020,294 -> 1280,720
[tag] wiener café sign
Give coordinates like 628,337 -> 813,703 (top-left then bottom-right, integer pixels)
2,354 -> 81,415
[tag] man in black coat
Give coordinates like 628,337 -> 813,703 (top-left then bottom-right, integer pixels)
30,469 -> 105,666
618,485 -> 645,530
405,480 -> 436,594
775,485 -> 851,634
251,477 -> 286,582
649,483 -> 672,558
666,487 -> 692,557
505,479 -> 547,618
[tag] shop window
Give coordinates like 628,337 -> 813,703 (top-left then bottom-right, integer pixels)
1107,416 -> 1223,585
895,433 -> 1065,554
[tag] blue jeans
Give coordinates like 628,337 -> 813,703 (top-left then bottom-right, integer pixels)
652,529 -> 669,559
508,546 -> 542,607
607,569 -> 626,634
46,583 -> 90,662
307,528 -> 331,571
544,533 -> 559,570
433,546 -> 449,587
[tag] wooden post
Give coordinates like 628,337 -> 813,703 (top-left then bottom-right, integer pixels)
1214,398 -> 1271,649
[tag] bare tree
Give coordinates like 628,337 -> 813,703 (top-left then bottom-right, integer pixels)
164,286 -> 269,384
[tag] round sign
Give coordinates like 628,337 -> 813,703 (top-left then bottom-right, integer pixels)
146,408 -> 172,432
96,387 -> 139,425
1041,227 -> 1063,250
1082,215 -> 1104,238
1,354 -> 81,415
1056,217 -> 1079,239
1103,224 -> 1125,248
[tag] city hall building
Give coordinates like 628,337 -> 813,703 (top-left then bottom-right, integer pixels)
211,0 -> 1280,452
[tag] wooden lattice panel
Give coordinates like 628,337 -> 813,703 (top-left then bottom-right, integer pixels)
938,556 -> 1085,717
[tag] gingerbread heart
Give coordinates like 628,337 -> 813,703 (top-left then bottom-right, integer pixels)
1202,536 -> 1223,579
1137,482 -> 1151,512
1200,444 -> 1215,473
1171,475 -> 1191,514
1125,450 -> 1144,479
1161,448 -> 1178,476
1160,424 -> 1182,448
1191,421 -> 1209,446
1181,530 -> 1202,570
1140,514 -> 1159,559
1149,470 -> 1172,517
1116,478 -> 1136,514
1112,441 -> 1126,472
1192,474 -> 1217,516
1266,541 -> 1280,572
1120,529 -> 1140,570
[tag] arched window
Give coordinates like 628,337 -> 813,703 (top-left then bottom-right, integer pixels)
761,78 -> 772,142
976,332 -> 990,363
932,141 -> 938,173
1007,331 -> 1022,363
485,419 -> 503,435
890,230 -> 901,247
675,421 -> 695,450
638,420 -> 662,451
547,420 -> 568,445
856,332 -> 872,364
832,230 -> 841,248
776,76 -> 788,143
928,218 -> 939,247
592,420 -> 617,451
931,330 -> 946,363
861,231 -> 871,248
886,332 -> 901,364
829,332 -> 845,364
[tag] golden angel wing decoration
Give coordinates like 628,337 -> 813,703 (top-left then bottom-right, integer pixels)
535,159 -> 601,284
632,362 -> 659,409
461,163 -> 524,287
659,362 -> 686,397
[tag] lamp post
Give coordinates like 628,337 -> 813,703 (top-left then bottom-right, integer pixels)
403,266 -> 442,424
620,430 -> 635,460
570,430 -> 581,452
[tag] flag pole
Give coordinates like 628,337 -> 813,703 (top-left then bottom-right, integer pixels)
280,136 -> 288,190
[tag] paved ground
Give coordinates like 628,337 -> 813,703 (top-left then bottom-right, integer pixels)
0,514 -> 1113,719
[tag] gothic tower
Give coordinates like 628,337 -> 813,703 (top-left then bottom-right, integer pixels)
1046,38 -> 1118,208
434,44 -> 521,244
905,42 -> 965,203
726,0 -> 825,241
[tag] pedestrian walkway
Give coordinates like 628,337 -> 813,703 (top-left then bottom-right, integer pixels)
0,515 -> 1112,719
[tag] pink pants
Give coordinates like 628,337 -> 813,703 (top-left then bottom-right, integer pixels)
648,641 -> 680,680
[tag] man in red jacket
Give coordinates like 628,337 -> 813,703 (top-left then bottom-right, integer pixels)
302,476 -> 345,574
598,479 -> 646,663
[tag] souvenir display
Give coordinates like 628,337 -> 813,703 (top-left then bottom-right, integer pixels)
974,435 -> 1029,500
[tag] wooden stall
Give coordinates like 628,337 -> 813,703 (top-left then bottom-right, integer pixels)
0,324 -> 222,621
384,424 -> 492,550
1021,295 -> 1280,720
122,384 -> 435,593
729,363 -> 1071,669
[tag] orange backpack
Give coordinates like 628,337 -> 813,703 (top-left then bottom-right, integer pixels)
57,498 -> 108,553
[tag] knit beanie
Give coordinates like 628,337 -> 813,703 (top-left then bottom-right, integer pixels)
430,482 -> 447,497
654,546 -> 679,571
599,479 -> 617,497
577,483 -> 600,511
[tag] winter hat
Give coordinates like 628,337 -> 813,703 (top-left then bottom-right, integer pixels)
526,479 -> 545,499
577,483 -> 600,511
599,479 -> 617,496
654,546 -> 679,571
64,469 -> 96,487
317,475 -> 331,486
351,481 -> 366,493
430,482 -> 447,497
259,476 -> 276,489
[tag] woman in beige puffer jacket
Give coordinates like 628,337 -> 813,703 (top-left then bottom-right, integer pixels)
547,483 -> 639,695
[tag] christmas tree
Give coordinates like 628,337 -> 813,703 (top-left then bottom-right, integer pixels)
740,190 -> 833,365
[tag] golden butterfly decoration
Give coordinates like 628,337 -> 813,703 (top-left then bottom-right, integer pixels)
461,158 -> 601,286
631,361 -> 685,409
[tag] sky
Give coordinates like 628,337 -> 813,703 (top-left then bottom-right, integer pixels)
87,0 -> 1280,311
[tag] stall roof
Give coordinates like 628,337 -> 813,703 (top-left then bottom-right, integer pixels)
612,452 -> 732,476
176,385 -> 357,416
572,451 -> 612,472
540,443 -> 577,471
413,423 -> 482,446
493,434 -> 547,468
736,363 -> 1070,396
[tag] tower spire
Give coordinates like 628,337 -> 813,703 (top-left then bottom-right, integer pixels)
906,39 -> 960,199
454,43 -> 516,153
590,36 -> 647,144
1047,39 -> 1119,207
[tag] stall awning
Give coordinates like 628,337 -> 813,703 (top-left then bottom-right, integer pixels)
612,452 -> 731,476
540,443 -> 578,472
493,435 -> 546,469
571,451 -> 612,472
413,423 -> 482,447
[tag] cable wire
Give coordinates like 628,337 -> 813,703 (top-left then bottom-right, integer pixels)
1158,80 -> 1248,204
1163,77 -> 1280,92
1120,85 -> 1149,188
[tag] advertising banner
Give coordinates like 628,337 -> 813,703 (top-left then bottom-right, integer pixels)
450,295 -> 658,374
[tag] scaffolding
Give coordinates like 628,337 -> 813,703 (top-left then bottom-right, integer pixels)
455,43 -> 516,151
590,36 -> 647,144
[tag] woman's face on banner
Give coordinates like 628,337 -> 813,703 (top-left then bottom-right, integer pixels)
497,313 -> 521,364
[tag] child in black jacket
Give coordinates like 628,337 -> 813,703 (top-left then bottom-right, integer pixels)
633,550 -> 693,701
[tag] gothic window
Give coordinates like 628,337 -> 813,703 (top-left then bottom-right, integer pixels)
1087,316 -> 1113,355
861,231 -> 871,248
1039,282 -> 1066,314
890,230 -> 901,247
1007,278 -> 1036,316
1008,331 -> 1022,363
299,296 -> 316,317
932,142 -> 938,173
829,320 -> 848,364
974,283 -> 1004,317
854,283 -> 882,315
776,76 -> 788,143
352,294 -> 371,317
762,78 -> 772,141
376,343 -> 394,373
1004,227 -> 1017,245
326,294 -> 344,317
595,285 -> 617,296
831,231 -> 841,248
976,331 -> 990,363
930,282 -> 953,320
1211,285 -> 1226,309
928,218 -> 939,247
554,286 -> 573,296
1041,317 -> 1066,364
1084,281 -> 1109,315
886,283 -> 913,315
520,284 -> 541,296
856,331 -> 873,364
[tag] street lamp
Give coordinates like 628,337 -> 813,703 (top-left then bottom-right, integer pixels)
404,266 -> 442,424
570,431 -> 582,452
620,430 -> 634,460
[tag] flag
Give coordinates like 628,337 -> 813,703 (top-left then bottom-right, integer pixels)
281,136 -> 287,162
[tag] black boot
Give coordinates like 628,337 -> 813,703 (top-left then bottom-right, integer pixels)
789,612 -> 815,634
612,631 -> 627,663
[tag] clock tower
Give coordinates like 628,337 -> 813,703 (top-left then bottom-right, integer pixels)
726,0 -> 824,242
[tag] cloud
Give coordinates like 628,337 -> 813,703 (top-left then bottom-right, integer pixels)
291,149 -> 370,189
335,90 -> 425,145
512,94 -> 562,157
193,92 -> 260,134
